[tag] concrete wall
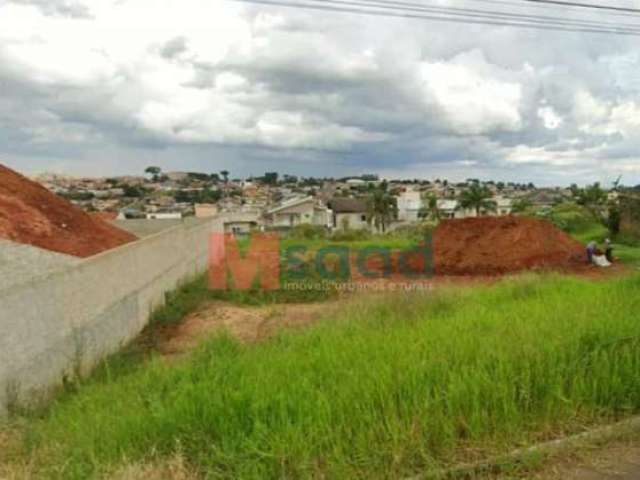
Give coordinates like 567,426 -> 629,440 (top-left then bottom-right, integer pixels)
335,212 -> 369,230
0,240 -> 79,292
0,217 -> 222,415
113,218 -> 202,238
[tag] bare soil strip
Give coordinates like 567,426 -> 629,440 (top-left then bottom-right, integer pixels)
155,300 -> 346,358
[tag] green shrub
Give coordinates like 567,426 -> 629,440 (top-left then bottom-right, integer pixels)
548,203 -> 596,233
330,228 -> 371,242
288,224 -> 328,240
391,223 -> 435,242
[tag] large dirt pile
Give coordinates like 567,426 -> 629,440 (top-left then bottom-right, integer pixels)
0,164 -> 137,257
433,216 -> 585,275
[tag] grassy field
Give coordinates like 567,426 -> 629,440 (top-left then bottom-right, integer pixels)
3,218 -> 639,478
6,272 -> 640,479
539,202 -> 640,267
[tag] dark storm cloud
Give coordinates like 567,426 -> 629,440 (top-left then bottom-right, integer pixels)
0,0 -> 639,184
160,37 -> 189,60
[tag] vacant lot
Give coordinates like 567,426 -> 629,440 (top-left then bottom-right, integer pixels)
2,271 -> 639,479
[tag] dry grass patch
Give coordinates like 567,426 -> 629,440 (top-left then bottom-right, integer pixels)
0,426 -> 37,479
156,300 -> 346,357
107,454 -> 198,480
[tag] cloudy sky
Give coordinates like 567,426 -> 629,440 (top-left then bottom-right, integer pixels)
0,0 -> 639,185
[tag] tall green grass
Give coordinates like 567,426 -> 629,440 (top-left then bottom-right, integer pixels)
19,273 -> 640,479
615,244 -> 640,267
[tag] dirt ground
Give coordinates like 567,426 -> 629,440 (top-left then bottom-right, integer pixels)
155,300 -> 348,358
433,216 -> 586,276
522,438 -> 640,480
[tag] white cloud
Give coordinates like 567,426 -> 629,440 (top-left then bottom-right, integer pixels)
608,102 -> 640,137
505,145 -> 588,167
419,50 -> 522,135
537,106 -> 562,130
0,0 -> 638,184
574,89 -> 610,133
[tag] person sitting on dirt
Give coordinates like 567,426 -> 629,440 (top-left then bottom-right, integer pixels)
589,243 -> 611,268
586,241 -> 597,264
604,238 -> 614,263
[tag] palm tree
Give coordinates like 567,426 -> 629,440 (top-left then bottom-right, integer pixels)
457,184 -> 497,216
418,192 -> 441,222
367,190 -> 397,233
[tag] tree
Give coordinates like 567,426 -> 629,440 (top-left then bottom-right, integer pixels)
457,184 -> 497,216
418,193 -> 440,222
220,170 -> 229,183
578,182 -> 606,204
511,198 -> 533,214
361,174 -> 379,182
573,182 -> 621,236
175,188 -> 221,204
262,172 -> 279,185
283,174 -> 298,184
569,183 -> 580,197
612,175 -> 622,191
187,172 -> 210,182
145,166 -> 162,182
367,190 -> 397,233
124,186 -> 145,198
607,204 -> 622,235
575,182 -> 607,217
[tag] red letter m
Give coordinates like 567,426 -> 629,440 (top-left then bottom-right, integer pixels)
209,233 -> 280,290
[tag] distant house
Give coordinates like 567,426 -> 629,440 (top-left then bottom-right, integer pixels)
223,212 -> 260,236
327,198 -> 369,230
345,178 -> 366,187
266,196 -> 331,229
397,190 -> 423,222
194,203 -> 218,218
436,199 -> 478,219
437,199 -> 459,219
526,190 -> 565,210
494,196 -> 513,216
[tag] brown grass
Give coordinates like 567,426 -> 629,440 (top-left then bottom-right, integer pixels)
106,454 -> 199,480
155,300 -> 346,358
0,426 -> 37,479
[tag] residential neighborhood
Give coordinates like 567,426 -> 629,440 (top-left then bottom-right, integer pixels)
4,0 -> 640,477
34,168 -> 601,237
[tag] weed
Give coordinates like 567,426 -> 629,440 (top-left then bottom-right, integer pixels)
15,273 -> 640,479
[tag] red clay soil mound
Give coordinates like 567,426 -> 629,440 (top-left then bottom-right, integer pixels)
90,211 -> 118,222
0,164 -> 137,258
433,216 -> 586,276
